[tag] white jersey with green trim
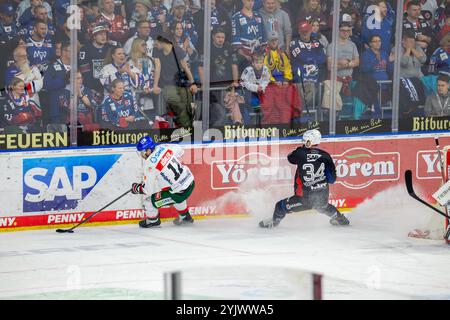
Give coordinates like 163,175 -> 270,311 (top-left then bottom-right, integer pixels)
143,144 -> 194,194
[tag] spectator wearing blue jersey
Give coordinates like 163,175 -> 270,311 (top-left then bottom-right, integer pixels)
102,78 -> 145,129
429,34 -> 450,76
231,0 -> 266,73
361,0 -> 394,52
42,41 -> 71,131
25,19 -> 56,73
0,3 -> 19,43
361,35 -> 393,82
19,4 -> 55,39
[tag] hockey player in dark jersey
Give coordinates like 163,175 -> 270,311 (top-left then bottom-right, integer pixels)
259,129 -> 350,228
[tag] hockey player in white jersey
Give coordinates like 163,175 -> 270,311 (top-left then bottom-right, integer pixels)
132,135 -> 195,228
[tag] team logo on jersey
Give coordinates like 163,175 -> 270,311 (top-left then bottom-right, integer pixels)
332,147 -> 400,189
239,17 -> 247,25
22,154 -> 121,213
307,154 -> 322,162
156,149 -> 173,171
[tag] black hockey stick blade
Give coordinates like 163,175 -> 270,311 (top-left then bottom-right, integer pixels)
405,170 -> 450,219
55,228 -> 74,233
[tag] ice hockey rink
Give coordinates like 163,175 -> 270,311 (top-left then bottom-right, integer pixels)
1,184 -> 450,300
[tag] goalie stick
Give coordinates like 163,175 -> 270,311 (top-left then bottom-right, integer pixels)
404,170 -> 450,219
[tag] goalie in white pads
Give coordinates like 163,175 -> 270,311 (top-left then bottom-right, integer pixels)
132,136 -> 195,228
259,129 -> 349,228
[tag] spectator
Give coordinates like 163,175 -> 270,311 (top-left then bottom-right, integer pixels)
58,71 -> 100,131
218,0 -> 240,20
102,78 -> 146,129
326,22 -> 359,94
16,0 -> 52,23
434,1 -> 449,41
0,77 -> 42,133
393,31 -> 426,78
240,53 -> 270,124
129,38 -> 155,117
424,74 -> 450,116
79,23 -> 112,95
429,33 -> 450,76
192,0 -> 231,54
152,34 -> 198,128
170,21 -> 198,70
95,0 -> 130,46
148,0 -> 169,39
310,18 -> 329,50
25,19 -> 56,72
361,0 -> 394,52
129,0 -> 152,33
259,0 -> 292,51
0,3 -> 19,43
18,0 -> 53,28
42,41 -> 71,130
231,0 -> 266,73
99,46 -> 145,97
19,3 -> 55,39
198,27 -> 239,126
165,0 -> 199,46
5,46 -> 43,106
403,0 -> 434,54
296,0 -> 327,35
361,35 -> 392,82
262,31 -> 301,124
290,21 -> 326,112
124,20 -> 155,58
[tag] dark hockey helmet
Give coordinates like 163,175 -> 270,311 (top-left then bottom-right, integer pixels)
137,135 -> 156,152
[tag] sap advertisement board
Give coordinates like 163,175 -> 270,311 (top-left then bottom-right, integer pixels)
0,134 -> 448,231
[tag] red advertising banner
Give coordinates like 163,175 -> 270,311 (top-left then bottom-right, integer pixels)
1,135 -> 449,231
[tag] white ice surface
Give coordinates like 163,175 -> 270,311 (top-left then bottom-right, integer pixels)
1,184 -> 450,300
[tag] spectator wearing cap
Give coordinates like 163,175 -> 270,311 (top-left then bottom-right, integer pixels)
129,0 -> 152,33
124,20 -> 155,58
402,1 -> 434,54
289,21 -> 326,112
424,74 -> 450,116
79,23 -> 112,95
95,0 -> 131,46
391,31 -> 426,78
261,30 -> 301,124
0,3 -> 19,43
259,0 -> 292,51
164,0 -> 198,46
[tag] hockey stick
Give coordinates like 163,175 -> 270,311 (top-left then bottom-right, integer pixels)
434,137 -> 450,240
404,169 -> 450,219
55,189 -> 132,233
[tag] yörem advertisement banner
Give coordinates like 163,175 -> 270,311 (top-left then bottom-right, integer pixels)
0,135 -> 448,231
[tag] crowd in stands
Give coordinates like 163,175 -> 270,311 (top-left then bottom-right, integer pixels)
0,0 -> 448,135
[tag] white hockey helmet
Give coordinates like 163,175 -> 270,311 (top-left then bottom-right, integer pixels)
303,129 -> 321,147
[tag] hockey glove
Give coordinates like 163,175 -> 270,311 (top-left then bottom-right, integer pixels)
131,183 -> 145,194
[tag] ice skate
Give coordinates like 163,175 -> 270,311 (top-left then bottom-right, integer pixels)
329,212 -> 350,226
139,218 -> 161,228
173,213 -> 194,226
259,217 -> 280,228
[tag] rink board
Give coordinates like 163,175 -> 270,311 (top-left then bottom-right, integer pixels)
0,134 -> 448,231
